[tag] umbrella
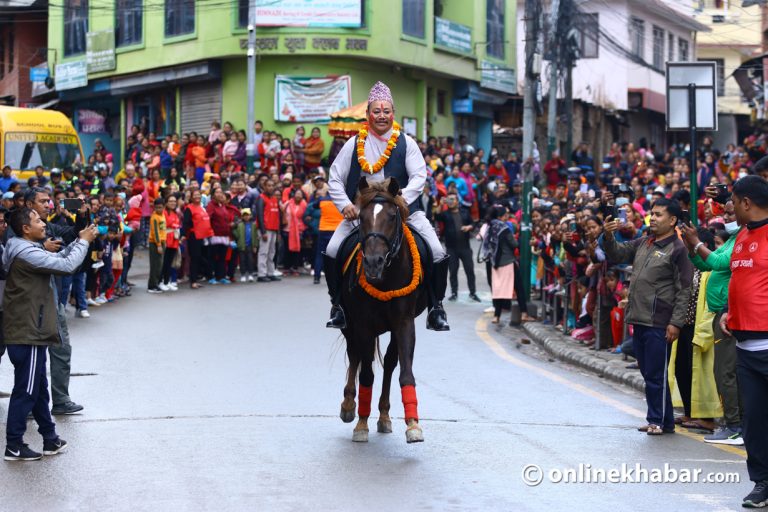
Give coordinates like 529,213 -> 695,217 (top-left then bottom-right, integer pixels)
328,101 -> 367,138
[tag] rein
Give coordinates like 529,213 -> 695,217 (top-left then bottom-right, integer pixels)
359,196 -> 403,268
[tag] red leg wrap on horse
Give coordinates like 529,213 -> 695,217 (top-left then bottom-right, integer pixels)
358,386 -> 373,417
401,385 -> 419,422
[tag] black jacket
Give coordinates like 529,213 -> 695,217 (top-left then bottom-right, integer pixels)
437,207 -> 473,249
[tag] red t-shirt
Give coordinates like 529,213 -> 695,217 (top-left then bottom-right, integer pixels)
728,223 -> 768,331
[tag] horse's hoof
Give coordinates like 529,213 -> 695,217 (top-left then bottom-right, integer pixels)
352,429 -> 369,443
340,407 -> 355,423
377,420 -> 393,433
405,426 -> 424,444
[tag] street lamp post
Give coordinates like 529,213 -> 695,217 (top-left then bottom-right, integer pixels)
246,0 -> 257,174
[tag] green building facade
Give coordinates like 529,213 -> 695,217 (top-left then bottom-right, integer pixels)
48,0 -> 516,161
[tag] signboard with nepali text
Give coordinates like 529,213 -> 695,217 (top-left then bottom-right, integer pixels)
55,60 -> 88,91
274,75 -> 352,123
480,60 -> 516,95
257,0 -> 362,27
434,17 -> 472,54
86,29 -> 116,73
77,109 -> 108,134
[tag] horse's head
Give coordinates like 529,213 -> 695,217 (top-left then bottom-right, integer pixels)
356,177 -> 409,283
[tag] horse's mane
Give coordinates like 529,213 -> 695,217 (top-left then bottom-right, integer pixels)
356,179 -> 409,221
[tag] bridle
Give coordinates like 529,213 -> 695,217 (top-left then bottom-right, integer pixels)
359,195 -> 403,268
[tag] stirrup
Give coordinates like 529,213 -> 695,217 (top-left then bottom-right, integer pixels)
326,305 -> 347,329
426,305 -> 450,332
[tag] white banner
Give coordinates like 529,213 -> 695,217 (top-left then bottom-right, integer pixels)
257,0 -> 362,27
274,75 -> 352,123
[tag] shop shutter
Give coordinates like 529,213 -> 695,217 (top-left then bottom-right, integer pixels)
181,81 -> 222,135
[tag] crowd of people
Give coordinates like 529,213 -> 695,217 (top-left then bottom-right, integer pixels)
1,112 -> 768,508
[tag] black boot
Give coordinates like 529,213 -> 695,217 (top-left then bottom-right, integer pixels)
426,256 -> 450,331
323,253 -> 347,329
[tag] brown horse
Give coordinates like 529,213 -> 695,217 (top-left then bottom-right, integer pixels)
338,177 -> 428,443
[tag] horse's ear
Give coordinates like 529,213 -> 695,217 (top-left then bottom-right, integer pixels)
387,177 -> 400,196
359,176 -> 369,191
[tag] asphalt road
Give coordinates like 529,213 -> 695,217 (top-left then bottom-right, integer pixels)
0,254 -> 752,512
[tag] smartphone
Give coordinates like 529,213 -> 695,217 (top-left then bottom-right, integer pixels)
618,209 -> 627,224
714,183 -> 730,205
62,198 -> 83,212
569,221 -> 578,232
679,210 -> 691,225
579,184 -> 589,194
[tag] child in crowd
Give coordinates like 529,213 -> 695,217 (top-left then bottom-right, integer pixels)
233,208 -> 258,282
147,198 -> 166,294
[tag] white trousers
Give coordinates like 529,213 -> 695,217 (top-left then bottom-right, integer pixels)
326,210 -> 445,261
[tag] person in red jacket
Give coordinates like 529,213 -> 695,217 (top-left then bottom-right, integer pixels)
256,179 -> 281,282
721,175 -> 768,508
182,189 -> 214,289
160,195 -> 182,291
206,188 -> 234,284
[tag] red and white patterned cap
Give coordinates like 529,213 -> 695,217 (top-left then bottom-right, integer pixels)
368,81 -> 394,108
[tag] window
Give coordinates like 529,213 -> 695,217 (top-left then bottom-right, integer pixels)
116,0 -> 142,47
678,39 -> 689,61
402,0 -> 425,39
575,13 -> 599,59
7,25 -> 13,72
237,0 -> 248,29
0,27 -> 5,80
652,25 -> 664,70
630,18 -> 644,59
702,58 -> 726,96
667,33 -> 674,61
165,0 -> 195,38
437,90 -> 446,115
486,0 -> 505,59
64,0 -> 88,57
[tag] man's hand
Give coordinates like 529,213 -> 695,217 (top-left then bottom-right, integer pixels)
602,191 -> 614,205
342,204 -> 359,221
79,224 -> 99,243
261,233 -> 268,241
680,223 -> 700,251
461,225 -> 473,232
720,312 -> 732,337
157,245 -> 164,255
666,324 -> 680,343
43,238 -> 63,252
704,185 -> 718,200
603,215 -> 619,235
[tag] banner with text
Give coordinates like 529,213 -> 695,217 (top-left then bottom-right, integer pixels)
257,0 -> 362,27
86,29 -> 116,73
274,75 -> 352,123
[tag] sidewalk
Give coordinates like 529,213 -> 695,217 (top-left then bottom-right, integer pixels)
520,321 -> 646,393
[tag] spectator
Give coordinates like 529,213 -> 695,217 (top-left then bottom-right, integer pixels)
436,192 -> 479,302
182,189 -> 213,290
720,175 -> 768,508
603,198 -> 693,436
160,195 -> 181,291
301,127 -> 325,174
256,179 -> 281,282
0,166 -> 16,193
147,198 -> 166,294
2,208 -> 97,461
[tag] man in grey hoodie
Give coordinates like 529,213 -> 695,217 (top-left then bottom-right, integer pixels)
2,208 -> 96,461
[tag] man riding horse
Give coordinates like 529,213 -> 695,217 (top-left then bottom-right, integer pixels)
324,81 -> 450,332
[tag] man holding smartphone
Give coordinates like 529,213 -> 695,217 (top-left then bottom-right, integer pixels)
23,188 -> 88,416
603,198 -> 693,436
436,192 -> 479,303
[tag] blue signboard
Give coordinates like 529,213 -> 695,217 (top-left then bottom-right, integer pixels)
30,67 -> 49,82
452,98 -> 473,114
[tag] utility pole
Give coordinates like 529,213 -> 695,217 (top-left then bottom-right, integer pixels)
520,0 -> 541,301
246,0 -> 257,173
546,0 -> 561,160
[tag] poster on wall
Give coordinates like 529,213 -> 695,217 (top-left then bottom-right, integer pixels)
257,0 -> 362,27
274,75 -> 352,123
77,109 -> 108,134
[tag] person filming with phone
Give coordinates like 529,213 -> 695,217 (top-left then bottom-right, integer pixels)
603,197 -> 693,436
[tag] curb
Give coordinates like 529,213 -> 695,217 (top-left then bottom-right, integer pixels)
521,322 -> 646,394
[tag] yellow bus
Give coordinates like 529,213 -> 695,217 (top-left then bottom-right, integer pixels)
0,106 -> 83,182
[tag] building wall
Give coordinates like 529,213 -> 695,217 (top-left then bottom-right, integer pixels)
693,0 -> 761,117
0,13 -> 47,107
